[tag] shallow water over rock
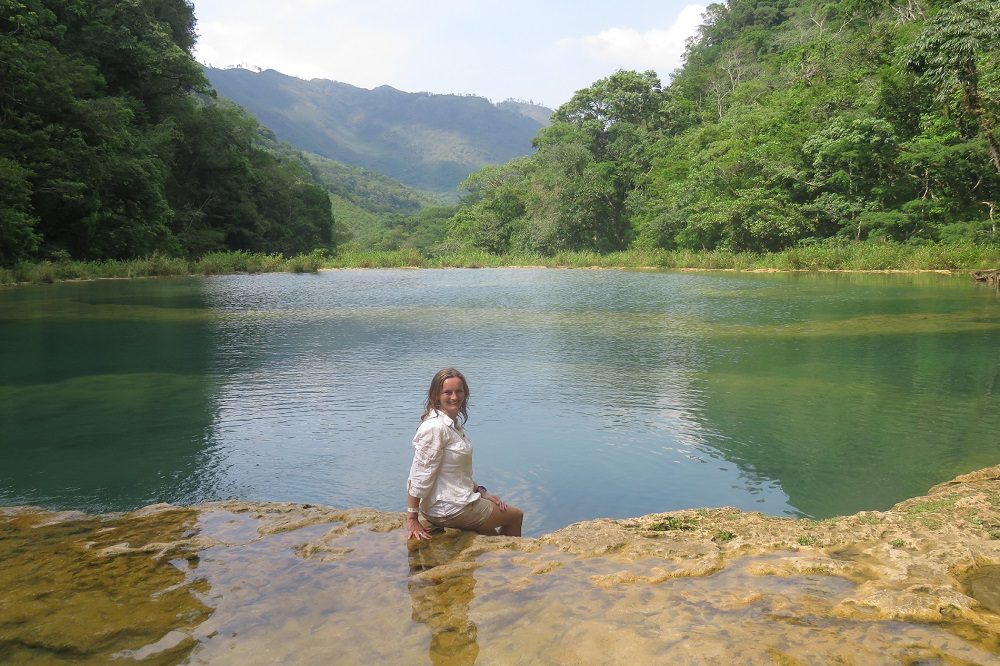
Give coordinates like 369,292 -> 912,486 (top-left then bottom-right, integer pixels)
966,565 -> 1000,616
6,466 -> 1000,663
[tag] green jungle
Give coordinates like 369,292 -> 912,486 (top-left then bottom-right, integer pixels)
2,0 -> 1000,282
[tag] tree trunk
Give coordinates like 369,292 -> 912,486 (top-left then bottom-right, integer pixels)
977,114 -> 1000,178
961,61 -> 1000,178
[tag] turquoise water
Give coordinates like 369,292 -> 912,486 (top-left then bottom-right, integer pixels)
1,269 -> 998,535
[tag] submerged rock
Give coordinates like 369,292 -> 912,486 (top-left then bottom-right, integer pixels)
5,467 -> 1000,663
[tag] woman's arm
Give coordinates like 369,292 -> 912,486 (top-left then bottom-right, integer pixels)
475,484 -> 508,511
406,424 -> 446,540
406,494 -> 430,540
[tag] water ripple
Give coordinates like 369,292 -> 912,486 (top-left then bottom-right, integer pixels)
2,270 -> 998,534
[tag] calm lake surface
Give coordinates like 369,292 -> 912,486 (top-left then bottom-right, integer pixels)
1,269 -> 998,535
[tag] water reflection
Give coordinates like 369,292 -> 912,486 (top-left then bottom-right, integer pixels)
692,274 -> 1000,517
407,531 -> 481,665
6,504 -> 1000,663
0,279 -> 218,512
457,270 -> 799,529
2,270 -> 998,533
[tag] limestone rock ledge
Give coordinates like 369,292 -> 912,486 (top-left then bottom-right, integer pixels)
5,466 -> 1000,664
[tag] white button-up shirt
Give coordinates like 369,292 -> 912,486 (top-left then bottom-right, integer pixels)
406,409 -> 480,518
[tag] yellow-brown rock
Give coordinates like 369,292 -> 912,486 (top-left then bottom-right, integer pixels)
4,466 -> 1000,663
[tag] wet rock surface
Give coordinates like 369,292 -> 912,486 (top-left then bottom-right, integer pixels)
5,467 -> 1000,663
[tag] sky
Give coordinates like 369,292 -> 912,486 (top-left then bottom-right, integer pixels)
191,1 -> 708,110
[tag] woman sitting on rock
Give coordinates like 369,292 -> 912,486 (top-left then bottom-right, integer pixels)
405,368 -> 523,539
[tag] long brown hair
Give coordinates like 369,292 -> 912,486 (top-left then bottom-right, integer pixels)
421,367 -> 470,423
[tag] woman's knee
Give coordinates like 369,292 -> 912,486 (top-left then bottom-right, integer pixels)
498,506 -> 523,531
478,504 -> 522,532
499,505 -> 523,536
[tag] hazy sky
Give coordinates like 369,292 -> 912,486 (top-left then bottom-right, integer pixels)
191,1 -> 708,109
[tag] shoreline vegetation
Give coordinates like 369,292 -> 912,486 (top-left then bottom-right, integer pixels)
2,242 -> 999,286
6,1 -> 1000,289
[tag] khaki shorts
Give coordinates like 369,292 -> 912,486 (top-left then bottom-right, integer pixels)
425,497 -> 495,531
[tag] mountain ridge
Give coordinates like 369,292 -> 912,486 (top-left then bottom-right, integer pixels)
203,67 -> 551,196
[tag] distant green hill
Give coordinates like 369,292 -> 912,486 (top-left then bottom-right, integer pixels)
203,67 -> 551,196
300,151 -> 442,248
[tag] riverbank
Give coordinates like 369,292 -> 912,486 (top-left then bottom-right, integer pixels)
3,243 -> 999,286
0,250 -> 328,286
5,465 -> 1000,663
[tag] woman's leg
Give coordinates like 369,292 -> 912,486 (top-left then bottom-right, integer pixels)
476,503 -> 523,536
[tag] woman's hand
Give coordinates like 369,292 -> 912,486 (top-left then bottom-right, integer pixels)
407,515 -> 431,540
483,491 -> 508,512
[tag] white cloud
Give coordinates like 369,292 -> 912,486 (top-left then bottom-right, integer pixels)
193,7 -> 416,87
190,0 -> 706,105
557,4 -> 706,74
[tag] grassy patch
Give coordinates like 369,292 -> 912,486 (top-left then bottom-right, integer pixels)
193,251 -> 289,274
647,516 -> 698,531
0,251 -> 328,285
967,516 -> 1000,539
905,498 -> 958,516
324,241 -> 998,271
4,241 -> 997,286
918,517 -> 944,530
327,248 -> 427,268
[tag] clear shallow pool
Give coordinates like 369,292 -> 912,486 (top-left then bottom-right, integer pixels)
1,269 -> 998,535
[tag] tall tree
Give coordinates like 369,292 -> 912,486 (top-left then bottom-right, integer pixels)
0,0 -> 334,264
904,0 -> 1000,177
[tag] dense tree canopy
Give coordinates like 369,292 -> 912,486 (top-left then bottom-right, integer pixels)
449,0 -> 1000,254
5,0 -> 998,262
0,0 -> 333,265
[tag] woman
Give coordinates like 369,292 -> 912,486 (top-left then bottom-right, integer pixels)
406,368 -> 523,539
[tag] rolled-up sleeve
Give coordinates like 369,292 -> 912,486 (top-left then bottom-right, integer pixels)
407,424 -> 446,499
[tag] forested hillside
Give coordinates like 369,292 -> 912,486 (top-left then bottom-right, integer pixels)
301,151 -> 457,250
450,0 -> 1000,255
5,0 -> 997,266
204,67 -> 551,196
0,0 -> 333,265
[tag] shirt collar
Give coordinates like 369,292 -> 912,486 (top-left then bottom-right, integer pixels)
429,408 -> 460,429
